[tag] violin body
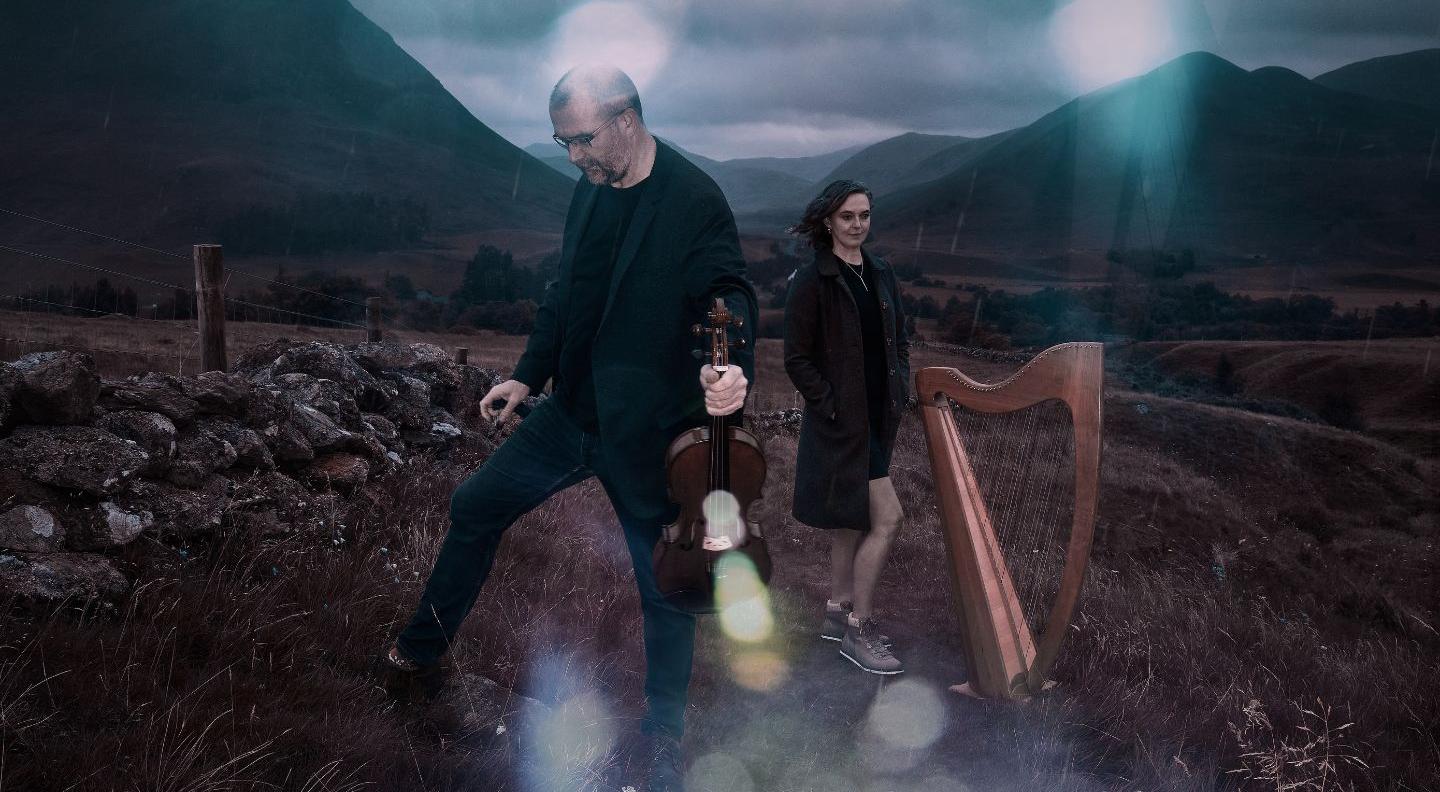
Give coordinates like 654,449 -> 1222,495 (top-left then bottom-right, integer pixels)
653,298 -> 773,614
655,423 -> 771,613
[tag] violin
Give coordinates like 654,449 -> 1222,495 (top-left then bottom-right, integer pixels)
653,297 -> 772,614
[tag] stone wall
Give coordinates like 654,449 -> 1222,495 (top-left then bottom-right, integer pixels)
0,340 -> 501,603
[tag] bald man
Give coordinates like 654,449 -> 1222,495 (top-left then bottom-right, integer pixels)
384,66 -> 756,791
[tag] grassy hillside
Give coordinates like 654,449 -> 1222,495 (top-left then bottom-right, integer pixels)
2,319 -> 1436,789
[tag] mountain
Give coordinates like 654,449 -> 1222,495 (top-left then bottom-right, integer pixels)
817,133 -> 980,196
524,143 -> 579,178
0,0 -> 573,253
1314,49 -> 1440,113
725,145 -> 867,183
871,51 -> 1440,267
525,138 -> 819,216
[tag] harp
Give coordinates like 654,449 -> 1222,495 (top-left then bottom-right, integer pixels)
915,342 -> 1103,699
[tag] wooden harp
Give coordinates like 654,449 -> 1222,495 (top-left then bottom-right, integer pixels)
915,342 -> 1103,699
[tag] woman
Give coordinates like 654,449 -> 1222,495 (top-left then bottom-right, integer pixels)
783,179 -> 911,675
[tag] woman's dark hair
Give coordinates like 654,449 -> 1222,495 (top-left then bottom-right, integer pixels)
787,179 -> 874,251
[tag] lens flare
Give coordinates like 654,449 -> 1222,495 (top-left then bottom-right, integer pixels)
917,772 -> 968,792
728,649 -> 790,692
686,751 -> 755,792
702,489 -> 743,542
524,691 -> 616,790
545,2 -> 675,91
715,551 -> 773,643
1049,0 -> 1180,93
858,678 -> 947,773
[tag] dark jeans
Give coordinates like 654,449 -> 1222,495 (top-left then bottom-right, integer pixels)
395,396 -> 696,737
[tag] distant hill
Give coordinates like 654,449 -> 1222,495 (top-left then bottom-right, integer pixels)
726,145 -> 867,183
817,132 -> 977,195
872,51 -> 1440,267
523,144 -> 580,179
0,0 -> 573,254
1314,49 -> 1440,113
526,138 -> 832,216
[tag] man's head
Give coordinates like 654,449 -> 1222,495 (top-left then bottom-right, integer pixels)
549,65 -> 648,187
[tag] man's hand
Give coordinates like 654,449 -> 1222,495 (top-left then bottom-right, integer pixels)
480,379 -> 531,425
699,364 -> 748,416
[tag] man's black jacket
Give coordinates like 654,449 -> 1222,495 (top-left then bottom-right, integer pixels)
512,139 -> 757,521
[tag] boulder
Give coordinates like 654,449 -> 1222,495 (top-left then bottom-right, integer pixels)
273,372 -> 323,404
275,374 -> 364,429
93,501 -> 153,547
0,425 -> 148,495
269,342 -> 389,409
361,412 -> 399,444
351,342 -> 450,374
119,476 -> 229,539
259,422 -> 314,464
289,403 -> 355,452
445,365 -> 498,422
96,410 -> 178,476
9,350 -> 101,425
242,387 -> 292,430
181,370 -> 251,416
430,407 -> 463,436
303,452 -> 369,490
168,425 -> 238,488
0,505 -> 64,552
100,377 -> 199,425
384,375 -> 432,431
0,467 -> 54,508
200,417 -> 273,470
0,551 -> 127,602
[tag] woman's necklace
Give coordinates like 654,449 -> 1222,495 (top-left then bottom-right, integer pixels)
838,251 -> 867,290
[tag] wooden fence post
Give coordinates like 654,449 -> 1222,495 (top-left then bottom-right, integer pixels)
454,347 -> 468,365
366,297 -> 382,342
193,244 -> 227,372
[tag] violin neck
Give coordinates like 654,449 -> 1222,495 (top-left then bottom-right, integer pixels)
710,412 -> 729,492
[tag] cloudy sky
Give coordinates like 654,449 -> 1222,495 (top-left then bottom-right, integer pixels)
351,0 -> 1440,160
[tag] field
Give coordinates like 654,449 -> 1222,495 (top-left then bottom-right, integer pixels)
1,313 -> 1437,791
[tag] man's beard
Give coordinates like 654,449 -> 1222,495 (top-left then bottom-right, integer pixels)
577,156 -> 627,186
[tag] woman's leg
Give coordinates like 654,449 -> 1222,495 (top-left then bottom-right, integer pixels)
849,477 -> 904,621
829,528 -> 862,603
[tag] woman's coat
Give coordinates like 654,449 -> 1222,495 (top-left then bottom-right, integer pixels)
783,250 -> 911,529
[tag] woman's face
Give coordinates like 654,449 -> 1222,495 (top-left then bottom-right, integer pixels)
828,192 -> 871,249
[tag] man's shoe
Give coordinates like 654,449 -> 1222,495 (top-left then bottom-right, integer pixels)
375,643 -> 447,702
820,601 -> 851,641
839,618 -> 904,675
645,731 -> 685,792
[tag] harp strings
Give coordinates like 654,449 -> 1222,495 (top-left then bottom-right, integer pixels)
951,398 -> 1076,638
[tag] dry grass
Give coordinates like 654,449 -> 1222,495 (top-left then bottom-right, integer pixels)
2,316 -> 1437,790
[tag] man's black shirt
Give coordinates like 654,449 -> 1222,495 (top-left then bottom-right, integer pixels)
556,179 -> 648,432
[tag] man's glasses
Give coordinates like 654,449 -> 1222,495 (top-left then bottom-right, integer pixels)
552,108 -> 628,150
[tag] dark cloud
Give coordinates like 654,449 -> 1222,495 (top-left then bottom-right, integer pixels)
350,0 -> 1440,159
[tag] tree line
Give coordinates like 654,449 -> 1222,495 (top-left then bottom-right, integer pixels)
10,246 -> 1438,347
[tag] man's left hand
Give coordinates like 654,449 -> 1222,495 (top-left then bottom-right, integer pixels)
699,364 -> 748,416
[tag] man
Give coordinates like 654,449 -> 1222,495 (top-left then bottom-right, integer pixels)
384,65 -> 755,791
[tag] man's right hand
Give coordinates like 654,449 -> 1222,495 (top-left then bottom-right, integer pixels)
480,379 -> 531,424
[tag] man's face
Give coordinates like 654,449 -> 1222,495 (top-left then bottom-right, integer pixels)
551,101 -> 631,186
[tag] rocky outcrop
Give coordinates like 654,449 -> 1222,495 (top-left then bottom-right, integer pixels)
7,350 -> 101,425
0,425 -> 149,495
0,340 -> 501,603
